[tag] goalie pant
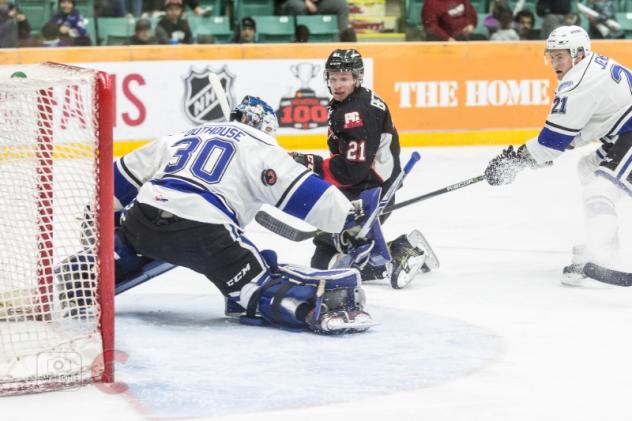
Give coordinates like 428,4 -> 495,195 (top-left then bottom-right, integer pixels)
114,202 -> 370,333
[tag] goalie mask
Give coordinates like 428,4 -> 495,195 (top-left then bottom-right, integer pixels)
230,95 -> 279,136
545,25 -> 591,61
324,49 -> 364,88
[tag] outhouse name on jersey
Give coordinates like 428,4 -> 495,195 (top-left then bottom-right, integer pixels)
395,79 -> 551,108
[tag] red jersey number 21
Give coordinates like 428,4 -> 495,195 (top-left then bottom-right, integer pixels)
346,140 -> 366,161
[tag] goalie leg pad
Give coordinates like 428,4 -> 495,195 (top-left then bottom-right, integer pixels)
55,252 -> 97,317
239,265 -> 375,334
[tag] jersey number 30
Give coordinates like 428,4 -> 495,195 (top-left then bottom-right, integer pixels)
164,136 -> 235,184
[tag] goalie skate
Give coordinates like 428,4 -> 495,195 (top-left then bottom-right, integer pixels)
307,309 -> 377,334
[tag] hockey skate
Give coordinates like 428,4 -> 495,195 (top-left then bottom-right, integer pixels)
360,262 -> 392,282
306,308 -> 377,334
389,229 -> 439,289
561,245 -> 589,287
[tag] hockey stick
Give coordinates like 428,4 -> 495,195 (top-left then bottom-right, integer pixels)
255,152 -> 422,241
381,174 -> 485,216
583,263 -> 632,287
356,151 -> 420,238
255,172 -> 483,242
208,72 -> 231,121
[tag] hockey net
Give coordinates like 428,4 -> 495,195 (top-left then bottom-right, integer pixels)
0,63 -> 114,395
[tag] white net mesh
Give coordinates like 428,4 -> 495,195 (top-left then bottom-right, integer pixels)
0,63 -> 107,394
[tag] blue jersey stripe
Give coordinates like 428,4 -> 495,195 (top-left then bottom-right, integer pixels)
151,178 -> 239,225
616,115 -> 632,136
281,174 -> 330,220
537,127 -> 575,151
114,162 -> 139,207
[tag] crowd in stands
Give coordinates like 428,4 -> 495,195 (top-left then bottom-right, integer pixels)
0,0 -> 356,46
0,0 -> 628,47
422,0 -> 626,41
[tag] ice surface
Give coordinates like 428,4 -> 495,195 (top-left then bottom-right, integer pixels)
4,146 -> 632,421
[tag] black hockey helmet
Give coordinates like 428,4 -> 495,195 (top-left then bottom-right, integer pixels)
324,49 -> 364,87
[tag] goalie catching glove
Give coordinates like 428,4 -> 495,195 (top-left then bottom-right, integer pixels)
484,144 -> 551,186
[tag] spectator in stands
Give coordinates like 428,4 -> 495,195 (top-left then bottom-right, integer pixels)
143,0 -> 211,17
0,0 -> 17,48
422,0 -> 481,41
536,0 -> 571,37
231,16 -> 257,43
339,27 -> 356,41
49,0 -> 92,45
127,17 -> 157,44
514,9 -> 540,39
40,21 -> 72,46
490,7 -> 519,39
484,0 -> 510,37
6,1 -> 31,43
281,0 -> 349,32
583,0 -> 622,39
295,23 -> 310,42
155,0 -> 193,44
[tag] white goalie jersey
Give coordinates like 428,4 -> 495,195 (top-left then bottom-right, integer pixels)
114,121 -> 352,233
526,53 -> 632,163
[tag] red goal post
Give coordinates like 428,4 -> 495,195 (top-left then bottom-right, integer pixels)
0,62 -> 114,394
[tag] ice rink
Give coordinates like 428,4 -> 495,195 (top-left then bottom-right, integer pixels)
4,145 -> 632,421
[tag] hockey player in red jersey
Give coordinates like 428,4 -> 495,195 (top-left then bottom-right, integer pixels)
291,49 -> 439,289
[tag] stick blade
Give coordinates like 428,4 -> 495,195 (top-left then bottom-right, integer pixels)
254,211 -> 316,242
583,263 -> 632,287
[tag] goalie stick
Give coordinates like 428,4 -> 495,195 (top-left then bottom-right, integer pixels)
583,263 -> 632,287
255,173 -> 484,241
208,72 -> 231,121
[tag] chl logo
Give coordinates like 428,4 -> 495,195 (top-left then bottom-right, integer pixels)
344,111 -> 363,129
183,66 -> 235,125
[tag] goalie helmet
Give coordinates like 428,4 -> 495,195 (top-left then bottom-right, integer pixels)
230,95 -> 278,136
324,49 -> 364,87
546,25 -> 591,60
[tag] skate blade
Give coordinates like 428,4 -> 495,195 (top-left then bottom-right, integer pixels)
408,229 -> 440,270
324,314 -> 379,333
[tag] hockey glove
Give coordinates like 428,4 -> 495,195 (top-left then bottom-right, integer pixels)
484,144 -> 549,186
290,152 -> 324,175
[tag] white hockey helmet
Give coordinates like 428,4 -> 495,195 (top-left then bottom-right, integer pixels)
545,25 -> 591,60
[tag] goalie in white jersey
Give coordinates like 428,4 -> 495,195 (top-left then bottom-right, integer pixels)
109,96 -> 376,333
484,25 -> 632,284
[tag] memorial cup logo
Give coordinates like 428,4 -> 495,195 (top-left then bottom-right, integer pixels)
183,66 -> 235,124
276,62 -> 329,130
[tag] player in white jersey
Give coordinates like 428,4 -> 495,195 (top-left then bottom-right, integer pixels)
101,96 -> 376,333
484,25 -> 632,285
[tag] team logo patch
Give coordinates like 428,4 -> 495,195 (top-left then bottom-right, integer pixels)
261,169 -> 277,186
276,62 -> 329,130
183,66 -> 235,125
344,111 -> 363,129
557,80 -> 574,92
